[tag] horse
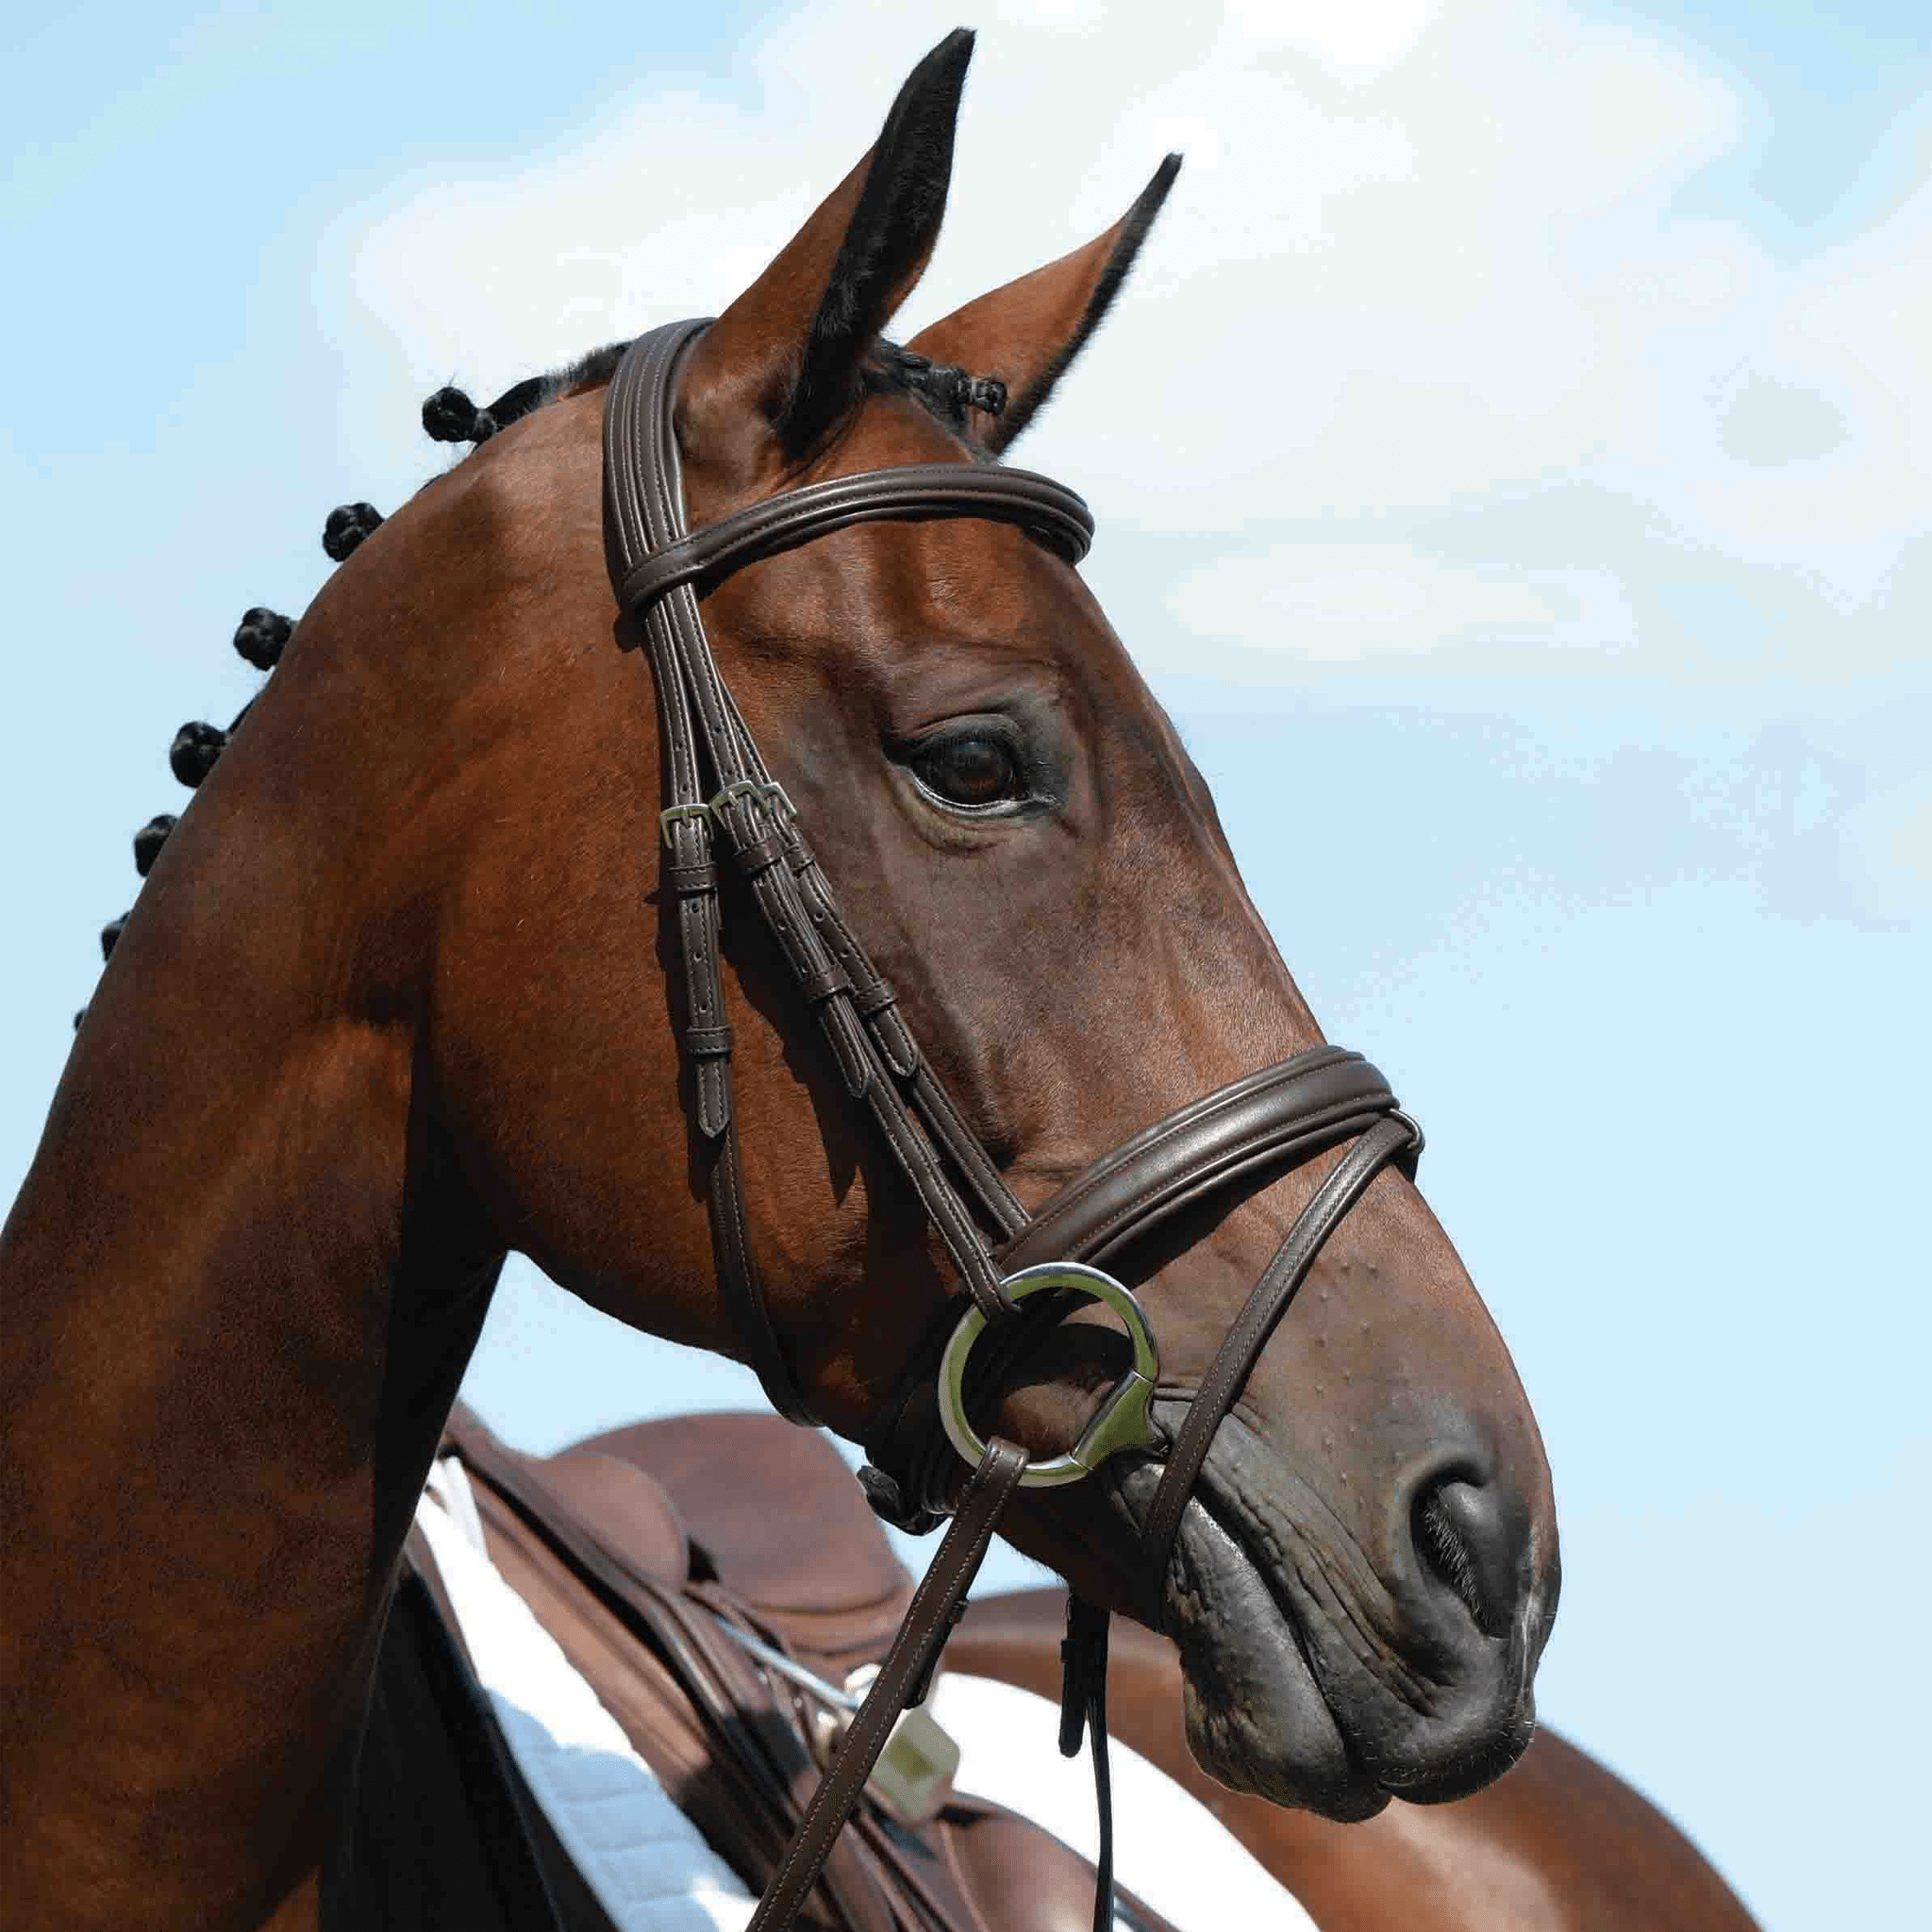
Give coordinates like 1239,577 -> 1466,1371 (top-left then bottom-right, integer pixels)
1,30 -> 1557,1931
418,1400 -> 1756,1932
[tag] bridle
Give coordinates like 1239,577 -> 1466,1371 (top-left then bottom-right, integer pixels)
604,319 -> 1423,1932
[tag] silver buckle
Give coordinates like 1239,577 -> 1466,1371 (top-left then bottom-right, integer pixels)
708,777 -> 795,822
658,801 -> 713,846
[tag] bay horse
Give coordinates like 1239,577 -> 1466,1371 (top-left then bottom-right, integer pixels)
421,1401 -> 1752,1932
1,31 -> 1557,1931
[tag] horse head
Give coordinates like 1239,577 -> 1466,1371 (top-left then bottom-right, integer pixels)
408,31 -> 1556,1818
11,34 -> 1557,1921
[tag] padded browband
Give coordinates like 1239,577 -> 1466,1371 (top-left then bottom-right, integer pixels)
1000,1047 -> 1412,1273
618,464 -> 1094,619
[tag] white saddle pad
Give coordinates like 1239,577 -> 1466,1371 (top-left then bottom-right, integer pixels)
414,1465 -> 755,1932
415,1463 -> 1317,1932
931,1673 -> 1320,1932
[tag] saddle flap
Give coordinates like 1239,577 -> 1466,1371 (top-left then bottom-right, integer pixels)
442,1401 -> 691,1590
538,1448 -> 691,1588
569,1410 -> 914,1671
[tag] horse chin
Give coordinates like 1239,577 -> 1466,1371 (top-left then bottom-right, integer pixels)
1163,1502 -> 1391,1823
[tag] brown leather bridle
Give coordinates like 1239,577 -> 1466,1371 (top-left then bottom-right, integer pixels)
605,319 -> 1423,1932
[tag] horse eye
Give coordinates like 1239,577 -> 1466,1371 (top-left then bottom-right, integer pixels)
910,734 -> 1021,809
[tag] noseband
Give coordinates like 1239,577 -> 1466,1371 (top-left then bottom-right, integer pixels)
604,320 -> 1422,1931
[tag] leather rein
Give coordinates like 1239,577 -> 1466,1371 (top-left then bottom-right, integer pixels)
603,319 -> 1422,1932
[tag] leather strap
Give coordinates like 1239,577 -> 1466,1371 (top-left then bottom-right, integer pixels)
605,316 -> 1430,1527
1058,1596 -> 1116,1932
1001,1046 -> 1414,1272
447,1412 -> 1166,1932
862,1048 -> 1419,1531
445,1428 -> 901,1930
592,316 -> 1448,1932
746,1438 -> 1029,1932
606,320 -> 1080,1417
1134,1114 -> 1418,1624
618,464 -> 1092,614
627,368 -> 807,1421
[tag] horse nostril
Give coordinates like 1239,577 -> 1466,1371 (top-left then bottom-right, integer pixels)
1412,1476 -> 1529,1641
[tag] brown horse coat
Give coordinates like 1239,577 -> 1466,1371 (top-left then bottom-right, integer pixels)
3,33 -> 1557,1928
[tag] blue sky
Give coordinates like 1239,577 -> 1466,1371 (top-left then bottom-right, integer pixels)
5,4 -> 1926,1926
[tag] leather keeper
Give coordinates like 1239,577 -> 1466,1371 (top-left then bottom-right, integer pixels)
853,977 -> 898,1019
685,1024 -> 735,1058
666,859 -> 719,895
799,963 -> 854,1007
731,831 -> 790,878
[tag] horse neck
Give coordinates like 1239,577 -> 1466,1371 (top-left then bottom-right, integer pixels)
0,727 -> 504,1930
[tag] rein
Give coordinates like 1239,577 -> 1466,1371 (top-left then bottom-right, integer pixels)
603,319 -> 1422,1932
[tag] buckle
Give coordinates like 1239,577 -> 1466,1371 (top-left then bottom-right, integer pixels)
660,782 -> 795,846
708,777 -> 795,822
937,1262 -> 1160,1489
658,800 -> 713,846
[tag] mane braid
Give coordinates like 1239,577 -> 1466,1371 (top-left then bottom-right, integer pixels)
78,326 -> 1007,1024
421,330 -> 998,474
869,341 -> 1006,444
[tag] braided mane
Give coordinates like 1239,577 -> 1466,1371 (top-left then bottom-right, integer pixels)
76,335 -> 1004,1024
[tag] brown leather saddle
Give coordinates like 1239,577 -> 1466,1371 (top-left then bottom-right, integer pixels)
391,1403 -> 1180,1932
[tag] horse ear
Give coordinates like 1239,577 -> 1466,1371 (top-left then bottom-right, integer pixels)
679,28 -> 974,465
905,154 -> 1180,455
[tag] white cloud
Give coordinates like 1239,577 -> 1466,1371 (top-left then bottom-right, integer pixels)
327,0 -> 1930,710
1224,0 -> 1446,87
1163,541 -> 1640,664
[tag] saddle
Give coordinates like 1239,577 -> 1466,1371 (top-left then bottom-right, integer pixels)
389,1403 -> 1178,1932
